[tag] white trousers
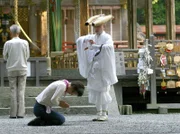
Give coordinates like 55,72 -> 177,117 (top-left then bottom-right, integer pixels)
96,103 -> 108,111
88,86 -> 112,105
8,70 -> 27,117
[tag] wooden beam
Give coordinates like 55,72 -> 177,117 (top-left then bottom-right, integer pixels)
145,0 -> 153,38
74,0 -> 80,40
149,35 -> 157,105
120,4 -> 128,40
127,0 -> 137,49
166,0 -> 176,40
80,0 -> 89,36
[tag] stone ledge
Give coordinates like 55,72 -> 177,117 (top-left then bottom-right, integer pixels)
0,96 -> 91,107
0,105 -> 96,115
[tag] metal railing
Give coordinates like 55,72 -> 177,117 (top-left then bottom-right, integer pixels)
0,57 -> 47,87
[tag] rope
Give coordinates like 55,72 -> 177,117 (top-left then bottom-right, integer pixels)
14,0 -> 18,24
13,0 -> 40,51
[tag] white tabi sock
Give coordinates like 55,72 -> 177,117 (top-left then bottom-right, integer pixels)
96,104 -> 102,116
102,104 -> 108,116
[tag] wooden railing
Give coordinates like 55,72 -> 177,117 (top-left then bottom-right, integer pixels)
62,40 -> 144,51
51,51 -> 78,69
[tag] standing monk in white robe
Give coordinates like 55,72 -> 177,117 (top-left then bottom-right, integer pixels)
76,14 -> 118,121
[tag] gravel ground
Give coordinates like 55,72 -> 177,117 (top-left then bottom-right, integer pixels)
0,114 -> 180,134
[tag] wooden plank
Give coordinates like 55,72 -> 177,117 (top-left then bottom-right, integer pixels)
145,0 -> 153,38
141,25 -> 180,34
80,0 -> 89,36
120,6 -> 128,40
166,0 -> 176,40
150,35 -> 157,105
127,0 -> 137,49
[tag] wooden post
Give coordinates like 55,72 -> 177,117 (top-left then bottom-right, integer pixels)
150,35 -> 157,105
166,0 -> 176,40
127,0 -> 137,49
80,0 -> 89,36
120,4 -> 128,40
145,0 -> 153,39
29,6 -> 37,43
74,0 -> 80,40
114,81 -> 123,106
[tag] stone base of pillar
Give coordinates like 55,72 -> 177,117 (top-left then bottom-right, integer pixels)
158,107 -> 168,114
119,105 -> 133,115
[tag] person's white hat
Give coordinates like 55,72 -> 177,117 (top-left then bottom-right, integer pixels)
85,14 -> 114,27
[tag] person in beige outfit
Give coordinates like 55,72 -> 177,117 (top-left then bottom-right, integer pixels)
3,24 -> 30,118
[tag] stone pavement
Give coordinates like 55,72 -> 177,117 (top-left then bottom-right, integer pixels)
1,114 -> 180,134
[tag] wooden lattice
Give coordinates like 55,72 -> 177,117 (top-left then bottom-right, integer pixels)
12,7 -> 28,22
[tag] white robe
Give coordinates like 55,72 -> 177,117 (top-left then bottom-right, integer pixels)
76,31 -> 118,105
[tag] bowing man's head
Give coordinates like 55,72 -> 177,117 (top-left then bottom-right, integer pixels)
67,81 -> 85,96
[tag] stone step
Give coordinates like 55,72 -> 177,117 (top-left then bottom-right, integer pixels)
0,96 -> 91,108
0,105 -> 96,115
0,87 -> 89,98
0,87 -> 93,115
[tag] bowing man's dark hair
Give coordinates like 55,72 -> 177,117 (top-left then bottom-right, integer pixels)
71,81 -> 85,97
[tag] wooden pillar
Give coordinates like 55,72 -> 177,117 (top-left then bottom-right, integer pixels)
166,0 -> 176,40
127,0 -> 137,49
80,0 -> 89,36
74,0 -> 80,40
150,35 -> 157,105
120,4 -> 128,40
145,0 -> 153,39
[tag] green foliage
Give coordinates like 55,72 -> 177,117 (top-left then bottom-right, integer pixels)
175,0 -> 180,25
152,0 -> 166,25
137,0 -> 180,25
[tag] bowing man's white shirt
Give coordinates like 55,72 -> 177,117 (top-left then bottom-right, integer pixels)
36,80 -> 66,107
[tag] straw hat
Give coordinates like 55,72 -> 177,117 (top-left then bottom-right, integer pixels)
85,14 -> 114,27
